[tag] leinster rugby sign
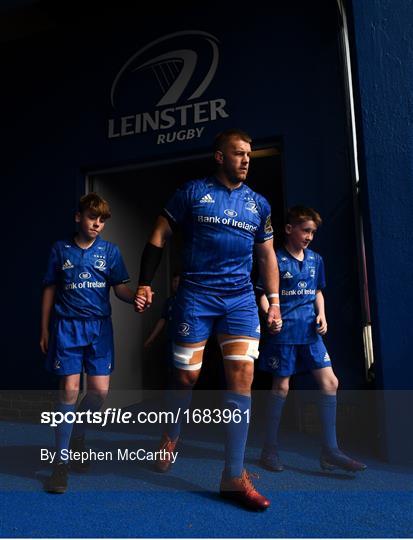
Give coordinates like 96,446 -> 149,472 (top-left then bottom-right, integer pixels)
108,30 -> 229,145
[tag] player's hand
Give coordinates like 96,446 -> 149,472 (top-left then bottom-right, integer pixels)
134,285 -> 154,312
267,304 -> 282,334
316,314 -> 327,335
40,330 -> 49,354
143,338 -> 153,349
135,295 -> 147,311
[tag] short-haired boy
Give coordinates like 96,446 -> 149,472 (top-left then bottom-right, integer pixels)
40,193 -> 135,493
257,206 -> 366,472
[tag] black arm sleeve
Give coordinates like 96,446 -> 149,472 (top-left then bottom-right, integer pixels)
138,243 -> 164,286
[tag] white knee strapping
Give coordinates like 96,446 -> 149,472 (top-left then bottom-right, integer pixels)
220,339 -> 259,362
173,344 -> 204,371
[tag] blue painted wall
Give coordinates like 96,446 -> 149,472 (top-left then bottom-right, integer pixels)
349,0 -> 413,463
3,3 -> 364,411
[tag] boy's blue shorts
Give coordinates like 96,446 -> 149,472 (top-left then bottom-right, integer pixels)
170,286 -> 260,343
46,318 -> 114,376
258,336 -> 331,377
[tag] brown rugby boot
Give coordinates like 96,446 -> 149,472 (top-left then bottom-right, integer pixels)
154,432 -> 179,473
220,469 -> 270,511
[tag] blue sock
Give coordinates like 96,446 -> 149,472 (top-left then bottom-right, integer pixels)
164,388 -> 193,440
71,392 -> 104,439
318,393 -> 339,451
264,392 -> 286,448
223,391 -> 251,479
55,402 -> 76,463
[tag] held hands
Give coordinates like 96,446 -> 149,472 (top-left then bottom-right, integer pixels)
134,285 -> 154,312
267,304 -> 283,334
316,314 -> 328,335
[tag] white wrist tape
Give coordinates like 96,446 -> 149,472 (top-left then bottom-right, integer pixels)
267,293 -> 279,299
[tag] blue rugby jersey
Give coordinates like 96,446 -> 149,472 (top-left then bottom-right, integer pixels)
257,247 -> 326,344
43,236 -> 130,319
163,177 -> 273,294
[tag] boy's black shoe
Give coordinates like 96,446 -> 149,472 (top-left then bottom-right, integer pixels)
320,448 -> 367,472
44,462 -> 68,493
260,444 -> 284,472
70,435 -> 91,473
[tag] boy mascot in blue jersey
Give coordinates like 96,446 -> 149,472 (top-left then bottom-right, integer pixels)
41,193 -> 135,493
257,206 -> 367,473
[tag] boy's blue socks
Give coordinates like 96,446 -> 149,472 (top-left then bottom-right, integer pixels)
164,388 -> 193,440
318,393 -> 339,450
264,392 -> 286,448
55,402 -> 76,463
223,391 -> 251,479
71,392 -> 104,439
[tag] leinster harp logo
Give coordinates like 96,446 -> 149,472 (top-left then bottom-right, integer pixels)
108,31 -> 230,144
110,31 -> 220,108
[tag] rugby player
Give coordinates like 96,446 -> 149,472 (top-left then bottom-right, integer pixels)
135,129 -> 282,510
